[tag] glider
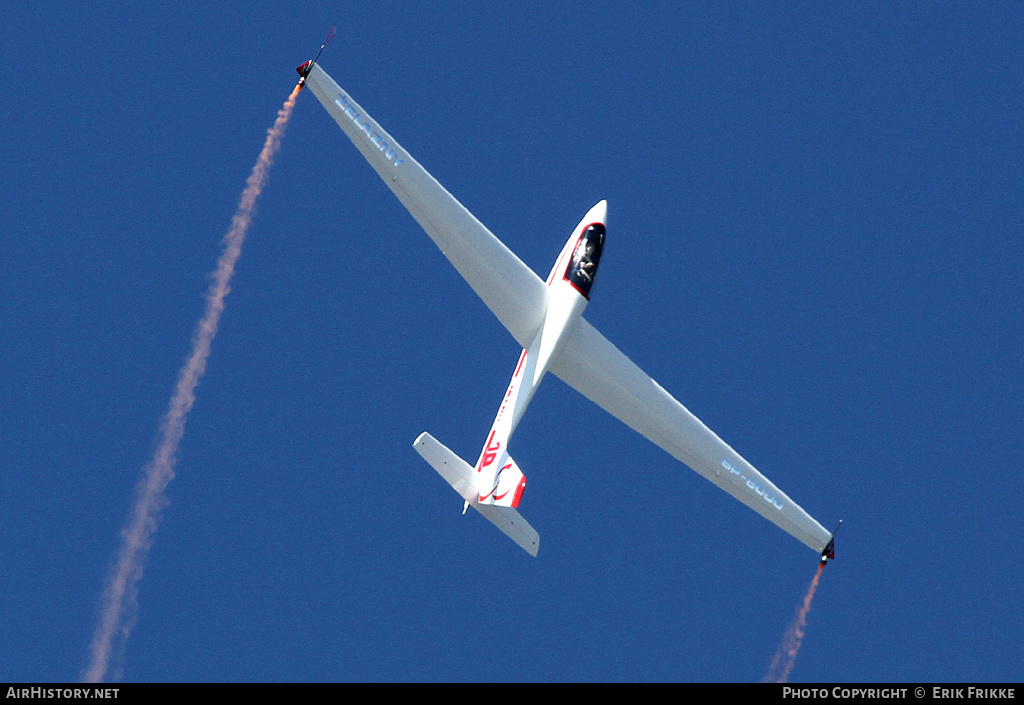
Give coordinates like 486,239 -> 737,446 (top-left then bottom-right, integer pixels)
300,61 -> 836,561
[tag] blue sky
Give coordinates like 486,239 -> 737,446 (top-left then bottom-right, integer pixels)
3,2 -> 1022,682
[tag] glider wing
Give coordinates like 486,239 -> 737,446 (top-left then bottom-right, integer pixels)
305,64 -> 546,348
549,318 -> 833,553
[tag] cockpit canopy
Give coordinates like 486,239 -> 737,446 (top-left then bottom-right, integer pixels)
564,223 -> 605,299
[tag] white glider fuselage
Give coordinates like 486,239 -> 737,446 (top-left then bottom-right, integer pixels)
474,203 -> 606,508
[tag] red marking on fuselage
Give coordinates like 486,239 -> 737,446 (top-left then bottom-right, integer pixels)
564,278 -> 590,300
494,463 -> 513,500
477,430 -> 501,471
546,258 -> 563,286
514,350 -> 527,377
511,475 -> 527,508
485,463 -> 516,502
547,234 -> 578,286
495,353 -> 526,426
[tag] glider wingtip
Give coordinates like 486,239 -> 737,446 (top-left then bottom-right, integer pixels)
819,519 -> 843,566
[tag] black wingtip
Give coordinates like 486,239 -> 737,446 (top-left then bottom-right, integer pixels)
820,519 -> 843,564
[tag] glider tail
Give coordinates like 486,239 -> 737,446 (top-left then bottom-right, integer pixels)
413,432 -> 539,557
487,454 -> 527,508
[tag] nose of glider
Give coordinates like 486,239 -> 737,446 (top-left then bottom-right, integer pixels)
584,200 -> 608,228
296,60 -> 314,77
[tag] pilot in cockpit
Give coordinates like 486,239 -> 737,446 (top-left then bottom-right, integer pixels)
574,241 -> 597,282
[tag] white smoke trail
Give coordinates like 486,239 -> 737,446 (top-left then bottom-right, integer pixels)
83,85 -> 301,683
762,563 -> 824,683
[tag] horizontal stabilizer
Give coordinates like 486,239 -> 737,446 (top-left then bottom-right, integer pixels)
474,504 -> 540,557
414,432 -> 539,557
